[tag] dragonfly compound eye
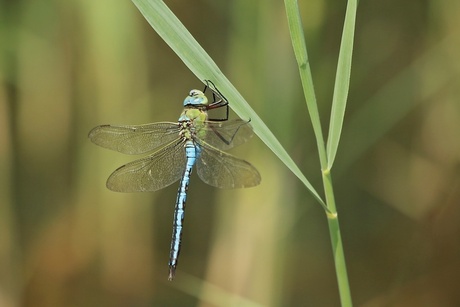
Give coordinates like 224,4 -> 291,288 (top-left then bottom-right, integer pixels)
189,89 -> 202,96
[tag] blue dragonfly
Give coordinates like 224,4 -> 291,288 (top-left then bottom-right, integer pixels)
88,81 -> 260,280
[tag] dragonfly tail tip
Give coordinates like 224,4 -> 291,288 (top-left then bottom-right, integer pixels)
168,266 -> 176,281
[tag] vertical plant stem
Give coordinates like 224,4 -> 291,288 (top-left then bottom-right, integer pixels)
323,170 -> 352,306
284,0 -> 353,305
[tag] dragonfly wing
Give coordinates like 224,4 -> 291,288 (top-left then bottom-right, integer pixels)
200,119 -> 254,150
196,142 -> 260,189
107,139 -> 186,192
89,122 -> 180,154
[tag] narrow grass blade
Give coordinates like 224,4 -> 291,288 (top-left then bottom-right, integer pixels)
131,0 -> 325,206
326,0 -> 358,169
284,1 -> 354,305
284,0 -> 327,170
173,273 -> 265,307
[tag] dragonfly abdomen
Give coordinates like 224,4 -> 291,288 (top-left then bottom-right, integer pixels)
168,141 -> 198,280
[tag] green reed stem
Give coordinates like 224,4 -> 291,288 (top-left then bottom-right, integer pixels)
284,0 -> 355,305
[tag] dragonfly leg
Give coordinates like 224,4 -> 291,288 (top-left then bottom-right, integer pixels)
203,80 -> 229,121
209,119 -> 252,147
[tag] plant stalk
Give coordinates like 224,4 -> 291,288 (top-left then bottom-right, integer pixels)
284,0 -> 354,305
323,169 -> 352,306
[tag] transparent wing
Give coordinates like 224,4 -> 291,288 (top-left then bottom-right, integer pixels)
196,142 -> 261,189
88,122 -> 180,154
107,139 -> 186,192
199,119 -> 254,150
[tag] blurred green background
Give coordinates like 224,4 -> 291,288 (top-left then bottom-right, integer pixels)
2,0 -> 460,306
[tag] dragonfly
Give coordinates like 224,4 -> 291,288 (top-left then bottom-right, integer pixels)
88,81 -> 261,280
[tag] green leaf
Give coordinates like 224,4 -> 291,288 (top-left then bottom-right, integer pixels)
284,0 -> 327,170
326,0 -> 358,169
131,0 -> 325,206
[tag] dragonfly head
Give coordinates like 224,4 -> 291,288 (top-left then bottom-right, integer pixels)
183,89 -> 208,107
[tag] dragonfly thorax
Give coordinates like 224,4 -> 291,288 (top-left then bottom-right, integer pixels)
178,108 -> 208,141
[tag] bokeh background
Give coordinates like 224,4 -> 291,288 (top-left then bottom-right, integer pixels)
2,0 -> 460,306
